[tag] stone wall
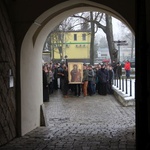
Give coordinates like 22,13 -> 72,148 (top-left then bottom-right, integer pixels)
0,1 -> 16,146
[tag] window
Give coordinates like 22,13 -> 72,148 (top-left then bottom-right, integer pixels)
101,54 -> 107,56
74,34 -> 77,41
82,34 -> 86,41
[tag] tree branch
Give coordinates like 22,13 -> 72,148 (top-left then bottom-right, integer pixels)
72,14 -> 106,33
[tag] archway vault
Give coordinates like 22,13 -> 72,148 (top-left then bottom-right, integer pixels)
21,0 -> 134,135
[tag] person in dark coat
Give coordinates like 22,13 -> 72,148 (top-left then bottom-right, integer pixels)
57,63 -> 64,89
106,65 -> 114,94
96,64 -> 101,93
116,62 -> 122,79
87,65 -> 94,96
61,66 -> 69,98
97,64 -> 108,95
53,63 -> 59,90
111,60 -> 117,79
47,68 -> 54,95
43,65 -> 49,102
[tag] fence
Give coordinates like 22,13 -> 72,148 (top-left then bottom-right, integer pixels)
113,77 -> 135,98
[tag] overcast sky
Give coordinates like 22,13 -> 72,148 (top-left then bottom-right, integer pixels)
95,17 -> 130,41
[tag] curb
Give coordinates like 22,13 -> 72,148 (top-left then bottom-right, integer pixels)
113,87 -> 135,107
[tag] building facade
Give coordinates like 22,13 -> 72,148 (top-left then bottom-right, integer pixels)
43,31 -> 91,63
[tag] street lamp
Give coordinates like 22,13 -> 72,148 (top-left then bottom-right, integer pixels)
113,40 -> 128,62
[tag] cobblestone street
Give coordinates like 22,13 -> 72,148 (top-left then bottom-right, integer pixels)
0,90 -> 135,150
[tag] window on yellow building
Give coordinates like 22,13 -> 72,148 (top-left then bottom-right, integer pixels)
74,34 -> 77,41
82,34 -> 86,41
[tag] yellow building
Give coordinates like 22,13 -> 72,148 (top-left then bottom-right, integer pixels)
50,31 -> 91,62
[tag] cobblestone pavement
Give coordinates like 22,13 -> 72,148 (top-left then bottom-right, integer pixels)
0,90 -> 135,150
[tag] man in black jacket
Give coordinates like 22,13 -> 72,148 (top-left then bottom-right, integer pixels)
97,64 -> 108,95
43,65 -> 49,102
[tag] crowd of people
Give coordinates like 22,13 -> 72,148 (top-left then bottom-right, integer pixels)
42,60 -> 131,102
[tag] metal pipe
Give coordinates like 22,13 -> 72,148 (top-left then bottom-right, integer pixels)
126,78 -> 128,94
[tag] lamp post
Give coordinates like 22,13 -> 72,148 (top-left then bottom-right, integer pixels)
113,40 -> 128,62
64,55 -> 68,66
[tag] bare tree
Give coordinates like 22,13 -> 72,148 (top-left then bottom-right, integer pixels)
44,12 -> 118,63
72,12 -> 117,63
73,12 -> 104,64
92,14 -> 117,62
90,11 -> 95,65
43,18 -> 79,60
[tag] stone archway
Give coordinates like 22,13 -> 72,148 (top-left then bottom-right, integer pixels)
20,0 -> 134,136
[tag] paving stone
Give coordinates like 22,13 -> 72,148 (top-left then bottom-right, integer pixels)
0,90 -> 135,150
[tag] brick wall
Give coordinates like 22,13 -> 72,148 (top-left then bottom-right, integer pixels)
0,1 -> 16,146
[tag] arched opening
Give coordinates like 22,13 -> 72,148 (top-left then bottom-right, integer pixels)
21,0 -> 134,136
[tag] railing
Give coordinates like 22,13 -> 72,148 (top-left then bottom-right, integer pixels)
113,77 -> 135,98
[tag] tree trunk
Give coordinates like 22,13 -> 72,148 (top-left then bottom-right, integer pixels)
90,12 -> 95,65
105,14 -> 117,63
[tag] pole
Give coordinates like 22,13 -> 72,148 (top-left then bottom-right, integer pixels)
113,40 -> 128,63
118,44 -> 120,62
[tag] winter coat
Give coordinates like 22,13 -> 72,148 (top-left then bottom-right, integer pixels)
47,71 -> 53,84
88,69 -> 94,81
82,69 -> 88,82
124,62 -> 131,70
97,68 -> 108,83
116,65 -> 122,77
